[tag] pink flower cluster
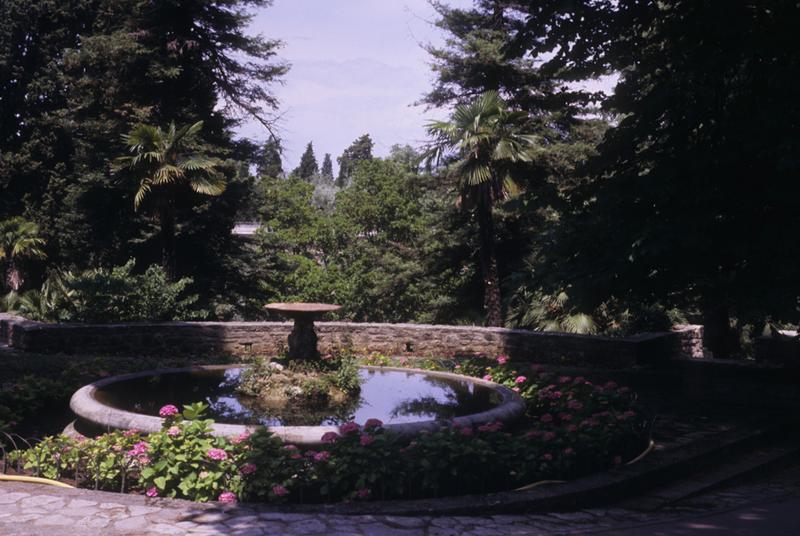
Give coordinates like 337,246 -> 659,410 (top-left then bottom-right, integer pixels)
158,404 -> 180,417
477,421 -> 503,433
127,441 -> 149,457
320,431 -> 340,443
166,426 -> 181,437
230,431 -> 251,444
145,487 -> 158,498
207,448 -> 228,461
496,355 -> 508,365
239,463 -> 257,475
272,485 -> 289,497
313,451 -> 330,462
359,434 -> 375,446
340,422 -> 360,434
218,491 -> 237,503
363,418 -> 383,429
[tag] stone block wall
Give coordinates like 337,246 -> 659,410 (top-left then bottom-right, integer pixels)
0,313 -> 708,369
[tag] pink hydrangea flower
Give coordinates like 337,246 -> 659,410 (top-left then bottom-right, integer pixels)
604,381 -> 618,390
559,413 -> 573,422
515,376 -> 527,384
320,432 -> 340,443
477,421 -> 502,433
218,491 -> 237,503
364,418 -> 383,429
231,431 -> 251,444
558,376 -> 572,384
512,387 -> 520,393
158,404 -> 180,417
496,355 -> 508,365
313,451 -> 331,462
145,487 -> 158,498
240,463 -> 257,475
127,441 -> 149,457
567,400 -> 583,410
540,413 -> 553,423
543,431 -> 556,441
166,426 -> 181,437
482,374 -> 493,381
540,453 -> 553,461
137,455 -> 151,466
272,485 -> 289,496
359,434 -> 375,446
340,422 -> 360,434
459,426 -> 473,437
207,448 -> 228,461
564,447 -> 575,456
123,429 -> 140,438
283,444 -> 299,451
356,488 -> 371,499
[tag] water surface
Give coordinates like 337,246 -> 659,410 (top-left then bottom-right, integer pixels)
95,368 -> 502,426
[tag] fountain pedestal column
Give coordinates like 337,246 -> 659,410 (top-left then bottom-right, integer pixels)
264,302 -> 341,361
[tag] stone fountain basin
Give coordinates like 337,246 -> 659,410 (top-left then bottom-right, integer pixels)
69,365 -> 526,445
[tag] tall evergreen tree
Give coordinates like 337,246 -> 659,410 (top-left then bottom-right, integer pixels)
0,0 -> 287,280
257,136 -> 284,178
546,1 -> 800,356
321,153 -> 334,180
293,142 -> 319,180
336,134 -> 374,188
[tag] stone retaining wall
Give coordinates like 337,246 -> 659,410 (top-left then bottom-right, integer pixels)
0,313 -> 705,368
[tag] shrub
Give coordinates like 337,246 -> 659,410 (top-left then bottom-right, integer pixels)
66,260 -> 203,322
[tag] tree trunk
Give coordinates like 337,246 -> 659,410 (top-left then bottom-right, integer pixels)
477,188 -> 502,327
158,201 -> 176,281
702,302 -> 739,358
4,258 -> 23,291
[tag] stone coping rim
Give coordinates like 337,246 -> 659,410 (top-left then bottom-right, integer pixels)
70,364 -> 526,445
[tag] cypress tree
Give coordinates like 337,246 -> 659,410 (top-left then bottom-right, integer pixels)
321,153 -> 334,180
293,142 -> 319,180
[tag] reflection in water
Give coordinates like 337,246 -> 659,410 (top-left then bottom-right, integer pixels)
95,368 -> 502,427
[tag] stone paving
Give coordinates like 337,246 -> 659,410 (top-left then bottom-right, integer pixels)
2,466 -> 800,536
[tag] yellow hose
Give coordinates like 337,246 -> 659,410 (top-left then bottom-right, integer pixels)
0,475 -> 74,489
514,439 -> 656,492
625,439 -> 656,466
514,479 -> 566,492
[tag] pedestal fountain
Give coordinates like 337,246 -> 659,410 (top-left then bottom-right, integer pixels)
264,302 -> 341,361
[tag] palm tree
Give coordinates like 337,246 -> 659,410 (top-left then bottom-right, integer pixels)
426,92 -> 536,326
0,217 -> 47,292
116,121 -> 225,279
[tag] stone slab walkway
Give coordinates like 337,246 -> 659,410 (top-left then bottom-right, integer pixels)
3,466 -> 800,536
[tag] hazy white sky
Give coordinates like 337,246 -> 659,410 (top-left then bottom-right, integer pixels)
239,0 -> 473,172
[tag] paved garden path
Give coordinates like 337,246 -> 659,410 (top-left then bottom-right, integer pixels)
2,466 -> 800,536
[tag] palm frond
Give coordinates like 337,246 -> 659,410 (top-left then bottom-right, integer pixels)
189,174 -> 226,196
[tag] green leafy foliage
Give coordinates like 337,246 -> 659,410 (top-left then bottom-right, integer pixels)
65,261 -> 202,323
4,260 -> 203,322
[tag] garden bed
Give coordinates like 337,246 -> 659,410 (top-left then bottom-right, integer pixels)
3,354 -> 650,506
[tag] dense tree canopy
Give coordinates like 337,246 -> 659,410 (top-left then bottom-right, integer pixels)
2,0 -> 797,356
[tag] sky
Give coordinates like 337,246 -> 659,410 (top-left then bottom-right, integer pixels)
238,0 -> 474,173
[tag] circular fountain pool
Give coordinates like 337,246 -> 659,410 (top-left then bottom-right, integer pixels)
70,365 -> 525,445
